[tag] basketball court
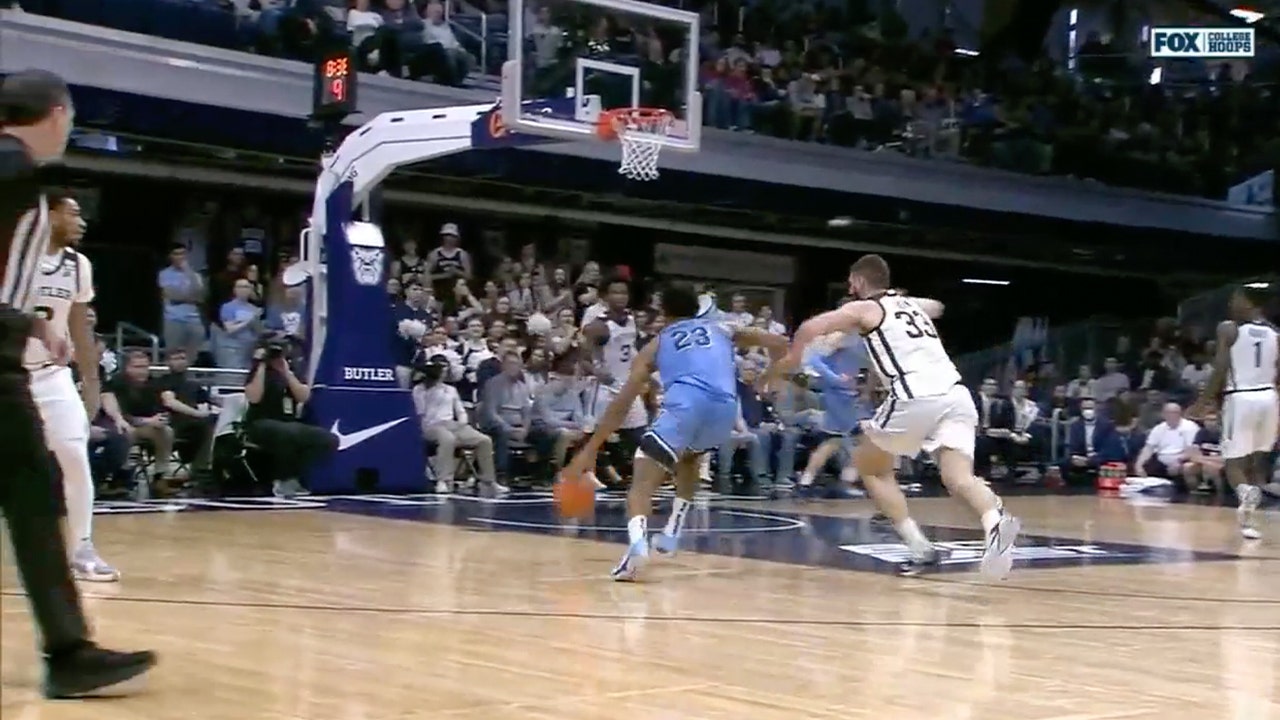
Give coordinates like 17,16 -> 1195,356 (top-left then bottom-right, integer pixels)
3,491 -> 1279,719
5,0 -> 1277,716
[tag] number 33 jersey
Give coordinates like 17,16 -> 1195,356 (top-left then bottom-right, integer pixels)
863,291 -> 960,399
24,249 -> 94,369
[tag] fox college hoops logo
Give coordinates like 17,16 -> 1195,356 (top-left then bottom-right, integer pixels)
349,246 -> 384,287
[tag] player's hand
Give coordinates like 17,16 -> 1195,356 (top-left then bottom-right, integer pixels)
563,449 -> 597,481
269,356 -> 289,374
252,347 -> 267,360
32,316 -> 72,364
47,335 -> 71,365
114,418 -> 132,435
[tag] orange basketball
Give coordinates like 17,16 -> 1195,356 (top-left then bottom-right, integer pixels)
554,471 -> 597,520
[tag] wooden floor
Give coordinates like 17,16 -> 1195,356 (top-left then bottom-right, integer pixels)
4,493 -> 1280,720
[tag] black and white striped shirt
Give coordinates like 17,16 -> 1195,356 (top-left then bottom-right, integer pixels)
0,135 -> 49,306
0,135 -> 51,370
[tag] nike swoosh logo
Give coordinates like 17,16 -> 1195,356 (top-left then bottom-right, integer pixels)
330,417 -> 410,451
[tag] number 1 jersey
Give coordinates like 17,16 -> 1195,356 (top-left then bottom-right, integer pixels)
1227,320 -> 1279,393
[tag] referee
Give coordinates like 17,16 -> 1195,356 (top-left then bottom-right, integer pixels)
1,70 -> 155,698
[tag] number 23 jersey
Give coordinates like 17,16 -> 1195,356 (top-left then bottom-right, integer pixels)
24,249 -> 94,369
863,292 -> 959,399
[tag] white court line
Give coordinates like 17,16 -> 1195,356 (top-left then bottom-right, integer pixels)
468,510 -> 806,534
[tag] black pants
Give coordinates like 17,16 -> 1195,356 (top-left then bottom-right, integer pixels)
246,419 -> 337,483
0,374 -> 90,655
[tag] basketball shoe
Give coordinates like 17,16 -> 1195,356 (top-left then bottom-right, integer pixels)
71,542 -> 120,583
1237,483 -> 1263,540
610,539 -> 649,582
898,545 -> 951,576
651,531 -> 679,557
979,508 -> 1021,580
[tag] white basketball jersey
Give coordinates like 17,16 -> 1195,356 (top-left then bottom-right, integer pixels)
1227,320 -> 1278,392
24,249 -> 95,369
863,293 -> 959,398
600,314 -> 638,385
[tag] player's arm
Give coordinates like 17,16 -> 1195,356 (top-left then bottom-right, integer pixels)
788,301 -> 880,367
1273,333 -> 1280,392
1196,321 -> 1237,413
68,256 -> 100,414
912,297 -> 945,319
69,304 -> 99,413
581,319 -> 610,344
579,319 -> 614,379
735,325 -> 796,391
732,325 -> 789,359
576,340 -> 657,460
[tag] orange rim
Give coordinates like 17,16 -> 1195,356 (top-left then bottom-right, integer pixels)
595,107 -> 674,141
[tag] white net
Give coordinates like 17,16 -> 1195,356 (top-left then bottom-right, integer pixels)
613,111 -> 673,181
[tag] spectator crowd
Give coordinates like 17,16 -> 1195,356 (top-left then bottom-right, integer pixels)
968,323 -> 1253,495
11,0 -> 1278,200
56,196 -> 1267,504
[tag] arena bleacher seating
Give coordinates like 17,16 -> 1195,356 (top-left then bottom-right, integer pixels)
12,0 -> 1280,200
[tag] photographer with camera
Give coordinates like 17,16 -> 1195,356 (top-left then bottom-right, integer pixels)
243,332 -> 336,498
411,353 -> 501,494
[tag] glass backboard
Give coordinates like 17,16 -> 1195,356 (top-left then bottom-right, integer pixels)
500,0 -> 700,152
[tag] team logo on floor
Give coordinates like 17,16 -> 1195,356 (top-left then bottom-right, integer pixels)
839,539 -> 1154,571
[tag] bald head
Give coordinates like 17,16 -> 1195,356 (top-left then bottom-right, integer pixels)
1161,402 -> 1183,427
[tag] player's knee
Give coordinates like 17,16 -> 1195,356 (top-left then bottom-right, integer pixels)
637,432 -> 677,473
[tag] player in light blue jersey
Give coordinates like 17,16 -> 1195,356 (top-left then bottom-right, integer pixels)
564,282 -> 788,582
796,330 -> 876,496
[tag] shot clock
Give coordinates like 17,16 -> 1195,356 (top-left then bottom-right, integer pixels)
313,49 -> 357,119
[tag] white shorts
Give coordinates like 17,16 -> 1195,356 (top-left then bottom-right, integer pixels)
1221,389 -> 1279,460
30,365 -> 91,446
588,381 -> 648,430
863,384 -> 977,459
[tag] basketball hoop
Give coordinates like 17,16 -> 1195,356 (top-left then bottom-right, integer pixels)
597,107 -> 674,182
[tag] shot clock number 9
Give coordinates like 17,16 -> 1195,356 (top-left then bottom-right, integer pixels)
313,51 -> 357,118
